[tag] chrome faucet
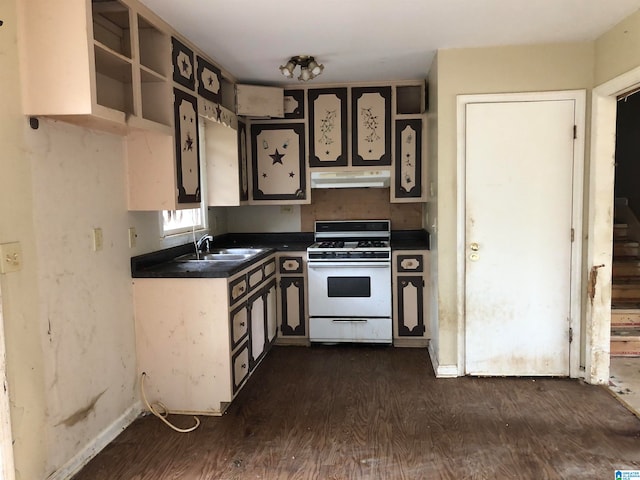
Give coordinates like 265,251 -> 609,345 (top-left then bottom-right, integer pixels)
196,234 -> 213,253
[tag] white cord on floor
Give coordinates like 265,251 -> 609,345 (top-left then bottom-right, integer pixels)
140,372 -> 200,433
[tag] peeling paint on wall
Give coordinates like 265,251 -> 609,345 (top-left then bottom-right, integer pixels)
588,264 -> 605,304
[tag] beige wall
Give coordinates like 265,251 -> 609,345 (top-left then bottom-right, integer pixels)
2,1 -> 177,477
595,9 -> 640,86
432,42 -> 595,368
1,0 -> 47,477
25,119 -> 141,475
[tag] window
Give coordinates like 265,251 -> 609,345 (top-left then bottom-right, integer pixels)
162,207 -> 206,236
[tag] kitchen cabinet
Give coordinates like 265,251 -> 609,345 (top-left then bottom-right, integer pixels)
202,111 -> 250,207
250,123 -> 308,204
133,253 -> 277,415
174,88 -> 201,204
236,85 -> 284,118
352,86 -> 392,166
308,88 -> 348,167
276,253 -> 308,345
21,0 -> 173,133
393,118 -> 425,201
392,250 -> 430,347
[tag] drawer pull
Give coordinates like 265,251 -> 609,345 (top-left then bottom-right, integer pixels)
241,363 -> 247,369
239,322 -> 245,327
331,319 -> 368,323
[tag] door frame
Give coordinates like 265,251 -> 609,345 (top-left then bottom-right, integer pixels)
456,90 -> 586,378
587,66 -> 640,384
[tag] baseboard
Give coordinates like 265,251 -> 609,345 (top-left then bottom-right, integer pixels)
428,341 -> 459,378
47,402 -> 143,480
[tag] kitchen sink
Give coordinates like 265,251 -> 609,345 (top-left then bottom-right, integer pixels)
174,248 -> 267,263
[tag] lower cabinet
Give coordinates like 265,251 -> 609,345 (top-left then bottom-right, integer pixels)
133,253 -> 277,416
276,253 -> 309,345
392,250 -> 430,347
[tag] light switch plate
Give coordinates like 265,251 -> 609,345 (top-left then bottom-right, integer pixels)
0,242 -> 22,274
92,228 -> 103,252
128,227 -> 137,248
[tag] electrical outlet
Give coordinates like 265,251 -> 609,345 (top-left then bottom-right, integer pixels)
92,228 -> 103,252
128,227 -> 137,248
280,205 -> 293,214
0,242 -> 22,274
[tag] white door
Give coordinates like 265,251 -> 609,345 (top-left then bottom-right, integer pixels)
464,98 -> 577,376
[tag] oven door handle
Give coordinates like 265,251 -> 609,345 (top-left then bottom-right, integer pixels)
307,262 -> 390,268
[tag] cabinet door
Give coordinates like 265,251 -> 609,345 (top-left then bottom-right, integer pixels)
174,88 -> 201,204
265,280 -> 278,345
308,88 -> 348,167
396,276 -> 426,337
172,37 -> 195,90
238,121 -> 249,202
352,86 -> 391,166
284,90 -> 304,119
394,118 -> 423,199
248,290 -> 266,369
250,123 -> 307,202
196,55 -> 222,104
280,276 -> 306,336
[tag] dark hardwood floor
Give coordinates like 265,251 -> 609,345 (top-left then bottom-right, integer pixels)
73,345 -> 640,479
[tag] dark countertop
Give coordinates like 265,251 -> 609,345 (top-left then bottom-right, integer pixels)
131,230 -> 429,279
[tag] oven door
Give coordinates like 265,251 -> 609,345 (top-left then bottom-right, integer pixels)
307,261 -> 391,318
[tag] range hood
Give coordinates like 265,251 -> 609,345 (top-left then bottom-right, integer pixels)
310,170 -> 391,189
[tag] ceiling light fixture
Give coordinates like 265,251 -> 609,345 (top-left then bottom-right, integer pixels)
279,55 -> 324,82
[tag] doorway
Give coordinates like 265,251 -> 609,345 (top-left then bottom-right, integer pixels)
457,91 -> 585,377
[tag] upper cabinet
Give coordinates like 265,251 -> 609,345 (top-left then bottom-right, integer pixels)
20,0 -> 173,133
249,123 -> 308,203
352,86 -> 392,166
308,88 -> 348,167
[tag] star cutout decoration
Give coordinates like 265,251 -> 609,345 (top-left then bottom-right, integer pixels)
181,58 -> 190,74
289,171 -> 295,178
270,149 -> 285,165
215,105 -> 222,121
208,75 -> 214,86
262,173 -> 268,178
184,134 -> 194,151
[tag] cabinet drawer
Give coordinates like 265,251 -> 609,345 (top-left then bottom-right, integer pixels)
229,275 -> 248,304
247,265 -> 264,290
396,254 -> 424,273
232,342 -> 250,394
279,255 -> 304,274
263,257 -> 277,279
230,304 -> 248,349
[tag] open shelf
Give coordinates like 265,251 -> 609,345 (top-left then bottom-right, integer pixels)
138,14 -> 169,77
94,44 -> 134,114
92,0 -> 132,59
396,85 -> 423,115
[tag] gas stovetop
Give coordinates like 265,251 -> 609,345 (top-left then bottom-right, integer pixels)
307,220 -> 391,261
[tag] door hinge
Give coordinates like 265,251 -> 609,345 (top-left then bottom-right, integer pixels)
573,125 -> 577,139
571,228 -> 575,242
569,327 -> 573,344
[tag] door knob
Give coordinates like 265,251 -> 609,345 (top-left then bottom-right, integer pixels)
470,243 -> 479,251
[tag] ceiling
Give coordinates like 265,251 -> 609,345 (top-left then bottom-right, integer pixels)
140,0 -> 640,86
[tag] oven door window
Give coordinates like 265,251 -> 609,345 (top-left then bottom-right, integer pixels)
327,276 -> 371,297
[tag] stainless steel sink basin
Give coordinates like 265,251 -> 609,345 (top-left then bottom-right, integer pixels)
174,248 -> 267,263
